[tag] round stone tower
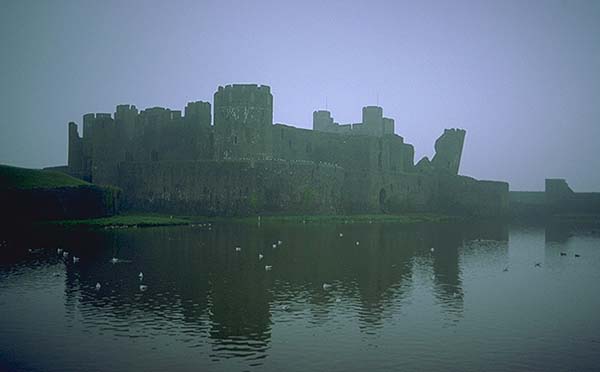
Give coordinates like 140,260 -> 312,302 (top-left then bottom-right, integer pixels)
213,84 -> 273,160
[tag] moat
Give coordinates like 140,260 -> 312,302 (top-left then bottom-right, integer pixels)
1,220 -> 599,372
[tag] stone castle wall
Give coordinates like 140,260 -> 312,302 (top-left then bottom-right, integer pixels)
117,160 -> 343,216
66,83 -> 508,217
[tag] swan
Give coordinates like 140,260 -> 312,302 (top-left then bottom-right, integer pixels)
62,251 -> 69,258
339,233 -> 343,237
277,240 -> 282,245
264,265 -> 272,271
57,248 -> 63,255
110,257 -> 119,264
95,282 -> 101,291
258,254 -> 264,260
138,272 -> 144,281
430,247 -> 435,252
272,243 -> 277,248
560,252 -> 567,256
355,241 -> 360,246
72,256 -> 80,263
139,285 -> 148,292
322,283 -> 332,290
235,247 -> 242,252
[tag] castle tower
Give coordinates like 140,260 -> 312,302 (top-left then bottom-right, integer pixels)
213,84 -> 273,160
67,122 -> 84,178
313,110 -> 334,132
362,106 -> 384,136
115,104 -> 138,140
184,101 -> 211,127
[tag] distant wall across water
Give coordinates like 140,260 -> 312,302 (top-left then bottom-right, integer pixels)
509,179 -> 600,217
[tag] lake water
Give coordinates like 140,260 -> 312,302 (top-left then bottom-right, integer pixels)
1,220 -> 599,371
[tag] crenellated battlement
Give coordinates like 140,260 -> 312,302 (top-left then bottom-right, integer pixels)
312,105 -> 395,137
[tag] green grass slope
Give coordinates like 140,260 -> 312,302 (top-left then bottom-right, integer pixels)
0,164 -> 89,190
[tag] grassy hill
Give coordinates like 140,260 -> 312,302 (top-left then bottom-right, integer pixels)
0,164 -> 89,190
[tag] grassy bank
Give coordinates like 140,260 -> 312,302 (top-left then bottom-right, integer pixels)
48,212 -> 457,228
0,164 -> 88,189
49,214 -> 194,228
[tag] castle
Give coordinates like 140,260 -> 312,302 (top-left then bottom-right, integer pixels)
66,84 -> 508,216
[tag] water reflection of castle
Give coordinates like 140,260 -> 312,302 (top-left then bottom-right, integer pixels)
59,222 -> 508,361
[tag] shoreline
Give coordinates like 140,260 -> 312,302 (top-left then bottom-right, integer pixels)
42,212 -> 463,229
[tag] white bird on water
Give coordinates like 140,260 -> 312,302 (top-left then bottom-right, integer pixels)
322,283 -> 332,290
138,272 -> 144,281
95,282 -> 101,291
339,233 -> 343,237
110,257 -> 119,264
63,251 -> 69,258
355,241 -> 360,246
265,265 -> 273,271
277,240 -> 282,245
57,248 -> 63,255
139,284 -> 148,292
272,243 -> 277,249
258,254 -> 264,260
72,256 -> 80,263
235,247 -> 242,252
430,247 -> 435,252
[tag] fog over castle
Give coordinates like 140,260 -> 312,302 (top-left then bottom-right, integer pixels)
1,1 -> 599,190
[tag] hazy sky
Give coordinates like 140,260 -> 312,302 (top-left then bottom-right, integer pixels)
1,0 -> 599,191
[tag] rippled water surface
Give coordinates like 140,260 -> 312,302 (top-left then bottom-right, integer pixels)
1,220 -> 599,371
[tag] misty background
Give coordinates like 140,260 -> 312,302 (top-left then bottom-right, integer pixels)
1,0 -> 599,191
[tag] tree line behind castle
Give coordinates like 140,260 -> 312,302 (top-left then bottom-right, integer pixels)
67,84 -> 509,216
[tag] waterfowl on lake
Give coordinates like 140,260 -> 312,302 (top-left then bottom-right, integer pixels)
258,254 -> 264,260
95,282 -> 101,291
139,272 -> 144,281
574,254 -> 580,258
503,267 -> 509,272
560,252 -> 567,256
62,251 -> 69,258
355,241 -> 360,246
430,247 -> 435,252
72,256 -> 80,263
139,285 -> 148,292
534,262 -> 542,267
339,233 -> 343,237
57,248 -> 63,255
272,243 -> 277,248
322,283 -> 332,290
235,247 -> 241,252
265,265 -> 272,271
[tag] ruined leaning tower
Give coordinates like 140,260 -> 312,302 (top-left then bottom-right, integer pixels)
213,84 -> 273,160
